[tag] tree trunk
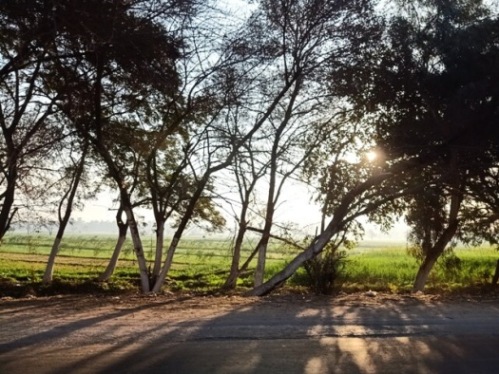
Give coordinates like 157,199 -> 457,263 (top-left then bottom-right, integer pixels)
152,219 -> 166,284
246,229 -> 331,296
43,150 -> 87,284
99,209 -> 128,282
223,218 -> 247,290
43,204 -> 76,284
151,175 -> 210,293
247,172 -> 395,296
43,235 -> 62,284
254,236 -> 270,286
247,202 -> 351,296
151,236 -> 179,293
492,259 -> 499,286
254,175 -> 276,287
0,171 -> 17,240
412,252 -> 440,292
412,188 -> 461,292
123,205 -> 151,293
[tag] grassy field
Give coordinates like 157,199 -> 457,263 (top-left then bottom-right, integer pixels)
0,234 -> 497,296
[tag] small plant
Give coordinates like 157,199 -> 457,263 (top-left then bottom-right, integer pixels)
302,243 -> 348,294
438,252 -> 462,278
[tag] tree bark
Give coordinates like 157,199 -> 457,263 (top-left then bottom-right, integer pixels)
246,228 -> 331,296
223,215 -> 247,290
412,251 -> 440,292
0,169 -> 17,240
99,207 -> 128,282
254,236 -> 271,287
43,235 -> 62,284
254,78 -> 301,287
152,236 -> 179,293
152,218 -> 166,284
123,204 -> 151,293
412,170 -> 462,292
411,222 -> 459,292
492,259 -> 499,286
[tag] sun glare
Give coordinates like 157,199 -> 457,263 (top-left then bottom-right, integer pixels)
366,150 -> 378,162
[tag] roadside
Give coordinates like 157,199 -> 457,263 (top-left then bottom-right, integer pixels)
1,292 -> 499,373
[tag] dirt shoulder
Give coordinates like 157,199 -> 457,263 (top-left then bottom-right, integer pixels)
1,290 -> 498,323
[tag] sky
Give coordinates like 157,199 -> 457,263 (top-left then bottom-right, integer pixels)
71,180 -> 409,242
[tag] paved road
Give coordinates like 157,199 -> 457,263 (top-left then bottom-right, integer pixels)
1,295 -> 498,373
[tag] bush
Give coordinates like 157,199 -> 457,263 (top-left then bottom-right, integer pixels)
302,245 -> 347,294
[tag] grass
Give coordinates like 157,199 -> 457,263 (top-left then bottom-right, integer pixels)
0,234 -> 497,297
334,246 -> 498,293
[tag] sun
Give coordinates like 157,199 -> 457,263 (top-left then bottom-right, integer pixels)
365,150 -> 378,162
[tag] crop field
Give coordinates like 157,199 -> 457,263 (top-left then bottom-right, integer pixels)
0,234 -> 497,295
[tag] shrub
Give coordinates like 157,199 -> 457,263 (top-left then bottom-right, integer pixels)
302,244 -> 347,294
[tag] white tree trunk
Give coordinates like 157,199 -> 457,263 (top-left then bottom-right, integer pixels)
152,221 -> 165,283
254,241 -> 268,287
151,237 -> 179,293
98,231 -> 127,282
43,237 -> 62,284
412,254 -> 438,292
123,206 -> 150,293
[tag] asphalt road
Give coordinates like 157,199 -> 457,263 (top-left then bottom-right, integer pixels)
1,294 -> 498,373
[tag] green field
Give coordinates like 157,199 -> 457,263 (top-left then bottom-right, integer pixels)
0,234 -> 497,296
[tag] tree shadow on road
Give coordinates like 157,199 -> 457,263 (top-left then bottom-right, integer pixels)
1,293 -> 499,373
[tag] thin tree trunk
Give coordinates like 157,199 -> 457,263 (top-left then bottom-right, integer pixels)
43,209 -> 77,284
411,223 -> 459,292
247,198 -> 351,296
247,225 -> 333,296
43,149 -> 86,284
0,172 -> 17,240
92,136 -> 151,292
123,204 -> 151,293
223,218 -> 247,290
253,172 -> 276,286
152,219 -> 166,284
491,259 -> 499,286
151,177 -> 208,293
412,179 -> 462,292
152,236 -> 179,293
43,235 -> 63,284
99,207 -> 128,282
254,236 -> 270,286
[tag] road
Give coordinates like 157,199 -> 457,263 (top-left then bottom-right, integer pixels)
0,293 -> 498,373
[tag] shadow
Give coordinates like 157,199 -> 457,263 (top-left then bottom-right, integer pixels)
0,295 -> 193,352
1,294 -> 499,373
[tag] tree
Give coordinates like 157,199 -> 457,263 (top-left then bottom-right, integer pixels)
43,139 -> 90,284
366,0 -> 499,291
140,8 -> 238,284
45,0 -> 196,292
223,139 -> 269,289
246,0 -> 499,296
0,1 -> 64,239
238,0 -> 408,295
